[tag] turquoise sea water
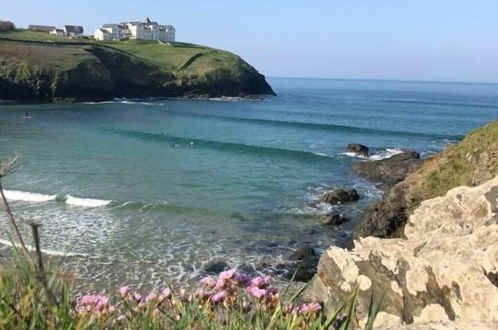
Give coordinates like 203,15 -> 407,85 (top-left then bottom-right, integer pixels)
0,78 -> 497,289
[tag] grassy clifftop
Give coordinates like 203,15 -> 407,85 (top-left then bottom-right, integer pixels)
354,120 -> 498,239
0,30 -> 275,102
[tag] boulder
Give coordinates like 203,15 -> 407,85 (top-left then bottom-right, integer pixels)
319,213 -> 348,226
319,188 -> 359,204
284,245 -> 319,282
346,144 -> 369,157
352,151 -> 423,191
306,176 -> 498,329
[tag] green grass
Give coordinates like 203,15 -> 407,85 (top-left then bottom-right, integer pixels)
0,30 -> 253,79
0,29 -> 86,43
419,121 -> 498,199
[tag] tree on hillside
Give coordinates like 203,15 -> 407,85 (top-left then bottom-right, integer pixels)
0,21 -> 15,31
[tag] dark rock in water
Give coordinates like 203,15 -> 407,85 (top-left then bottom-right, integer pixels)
319,188 -> 359,204
284,245 -> 319,282
345,143 -> 369,157
319,213 -> 348,226
352,151 -> 422,191
204,261 -> 229,274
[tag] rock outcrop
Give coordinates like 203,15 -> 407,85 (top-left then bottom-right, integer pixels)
283,245 -> 319,282
319,213 -> 348,226
352,151 -> 422,191
319,188 -> 359,205
306,175 -> 498,329
346,144 -> 370,157
354,121 -> 498,239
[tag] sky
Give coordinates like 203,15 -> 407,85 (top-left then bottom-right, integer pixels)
3,0 -> 498,83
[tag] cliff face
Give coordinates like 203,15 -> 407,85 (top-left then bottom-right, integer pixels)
354,121 -> 498,239
307,175 -> 498,329
0,33 -> 275,102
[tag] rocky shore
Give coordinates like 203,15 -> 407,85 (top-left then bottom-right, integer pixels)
305,121 -> 498,329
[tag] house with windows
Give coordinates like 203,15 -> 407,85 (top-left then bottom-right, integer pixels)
64,25 -> 84,37
94,17 -> 175,42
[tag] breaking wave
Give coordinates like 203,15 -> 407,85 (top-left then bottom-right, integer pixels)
3,190 -> 111,208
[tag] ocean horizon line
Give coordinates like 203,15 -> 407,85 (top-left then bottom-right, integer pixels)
268,76 -> 498,86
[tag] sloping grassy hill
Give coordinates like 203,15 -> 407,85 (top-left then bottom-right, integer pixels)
0,30 -> 275,102
354,120 -> 498,239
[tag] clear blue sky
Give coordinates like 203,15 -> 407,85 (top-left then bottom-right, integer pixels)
3,0 -> 498,83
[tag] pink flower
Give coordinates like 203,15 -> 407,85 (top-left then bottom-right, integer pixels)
80,295 -> 95,305
247,286 -> 267,299
216,268 -> 236,289
200,276 -> 216,288
119,286 -> 131,298
146,292 -> 157,303
249,276 -> 269,289
211,291 -> 226,303
160,288 -> 171,299
194,288 -> 205,298
133,292 -> 142,302
299,302 -> 321,314
234,274 -> 251,287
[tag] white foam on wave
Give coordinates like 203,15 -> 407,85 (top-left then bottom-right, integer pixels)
343,148 -> 406,161
83,101 -> 115,105
3,190 -> 56,202
343,152 -> 368,159
368,148 -> 405,161
83,100 -> 164,106
0,238 -> 87,256
65,195 -> 111,207
3,189 -> 111,208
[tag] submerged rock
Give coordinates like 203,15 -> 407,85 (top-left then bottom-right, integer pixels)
203,261 -> 229,274
319,213 -> 348,226
352,151 -> 422,191
345,143 -> 369,157
319,188 -> 359,204
306,175 -> 498,328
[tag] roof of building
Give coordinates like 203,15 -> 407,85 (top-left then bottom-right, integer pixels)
28,25 -> 55,31
64,25 -> 84,33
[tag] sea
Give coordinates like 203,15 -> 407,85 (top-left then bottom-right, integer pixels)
0,78 -> 497,290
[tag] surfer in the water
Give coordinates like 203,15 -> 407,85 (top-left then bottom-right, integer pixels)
22,112 -> 32,119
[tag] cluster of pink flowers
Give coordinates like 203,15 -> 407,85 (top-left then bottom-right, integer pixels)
75,294 -> 115,317
73,269 -> 321,322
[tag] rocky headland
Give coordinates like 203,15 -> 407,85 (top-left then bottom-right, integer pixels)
306,121 -> 498,329
0,30 -> 275,102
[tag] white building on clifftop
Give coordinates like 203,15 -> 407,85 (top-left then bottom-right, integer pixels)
94,17 -> 175,42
